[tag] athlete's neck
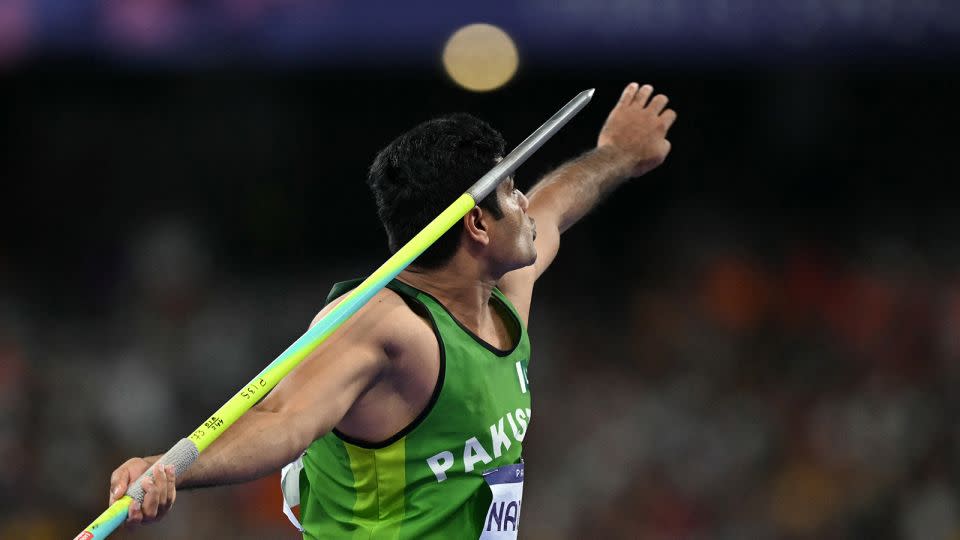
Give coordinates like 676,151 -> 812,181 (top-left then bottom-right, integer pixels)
398,254 -> 500,333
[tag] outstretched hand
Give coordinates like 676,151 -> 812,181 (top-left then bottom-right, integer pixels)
597,82 -> 677,178
109,459 -> 177,526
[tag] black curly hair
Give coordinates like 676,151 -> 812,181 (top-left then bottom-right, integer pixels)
367,113 -> 506,269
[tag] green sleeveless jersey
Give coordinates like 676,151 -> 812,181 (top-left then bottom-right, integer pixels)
295,278 -> 532,539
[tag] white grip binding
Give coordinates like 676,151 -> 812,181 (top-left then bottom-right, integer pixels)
125,438 -> 199,503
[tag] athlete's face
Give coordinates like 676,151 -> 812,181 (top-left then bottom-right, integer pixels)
485,176 -> 537,273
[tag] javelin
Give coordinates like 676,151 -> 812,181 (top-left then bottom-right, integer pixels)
74,88 -> 594,540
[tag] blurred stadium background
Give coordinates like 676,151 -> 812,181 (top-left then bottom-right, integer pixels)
2,0 -> 960,538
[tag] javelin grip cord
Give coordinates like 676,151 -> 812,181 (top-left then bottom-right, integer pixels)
124,439 -> 200,504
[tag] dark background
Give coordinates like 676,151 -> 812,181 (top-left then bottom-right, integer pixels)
2,0 -> 960,538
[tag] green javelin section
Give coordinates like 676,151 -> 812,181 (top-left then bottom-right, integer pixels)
297,279 -> 533,539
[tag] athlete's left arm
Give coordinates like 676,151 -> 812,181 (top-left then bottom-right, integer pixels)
499,83 -> 677,321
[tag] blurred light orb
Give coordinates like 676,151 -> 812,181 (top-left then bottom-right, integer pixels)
443,23 -> 518,92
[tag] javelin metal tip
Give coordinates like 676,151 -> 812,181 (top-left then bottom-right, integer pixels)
466,88 -> 594,201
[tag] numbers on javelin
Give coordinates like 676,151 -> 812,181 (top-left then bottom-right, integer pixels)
240,378 -> 268,399
190,378 -> 268,443
189,414 -> 227,442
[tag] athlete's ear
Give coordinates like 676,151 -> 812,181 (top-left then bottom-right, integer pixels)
463,206 -> 490,246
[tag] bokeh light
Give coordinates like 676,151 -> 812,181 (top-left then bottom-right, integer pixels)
442,23 -> 518,92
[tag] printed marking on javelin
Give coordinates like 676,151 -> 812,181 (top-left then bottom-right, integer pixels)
515,361 -> 527,393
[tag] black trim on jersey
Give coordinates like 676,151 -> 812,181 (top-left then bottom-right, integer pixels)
402,283 -> 523,358
325,278 -> 523,357
331,282 -> 447,450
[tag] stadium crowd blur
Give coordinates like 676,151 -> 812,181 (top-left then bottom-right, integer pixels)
3,1 -> 960,539
6,196 -> 960,539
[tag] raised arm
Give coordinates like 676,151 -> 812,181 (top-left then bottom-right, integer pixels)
107,292 -> 395,525
499,83 -> 676,320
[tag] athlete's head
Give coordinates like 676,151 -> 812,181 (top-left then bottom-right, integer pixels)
368,113 -> 510,269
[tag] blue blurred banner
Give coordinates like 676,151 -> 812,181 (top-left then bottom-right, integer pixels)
3,0 -> 959,68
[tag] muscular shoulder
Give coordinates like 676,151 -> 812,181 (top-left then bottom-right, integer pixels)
311,285 -> 440,444
314,287 -> 435,358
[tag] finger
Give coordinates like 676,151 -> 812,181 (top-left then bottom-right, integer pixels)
661,109 -> 677,130
633,84 -> 653,106
648,94 -> 669,114
127,500 -> 143,525
152,463 -> 168,510
165,465 -> 177,513
141,476 -> 159,521
618,83 -> 639,107
109,467 -> 120,491
110,467 -> 129,505
661,139 -> 672,157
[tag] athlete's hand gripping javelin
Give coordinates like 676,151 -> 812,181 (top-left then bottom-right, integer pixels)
109,460 -> 175,526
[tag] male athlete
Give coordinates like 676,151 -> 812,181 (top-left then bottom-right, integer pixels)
108,82 -> 676,538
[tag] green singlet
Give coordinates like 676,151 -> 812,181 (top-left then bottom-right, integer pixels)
281,278 -> 532,539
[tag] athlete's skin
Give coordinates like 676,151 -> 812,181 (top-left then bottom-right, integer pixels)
108,83 -> 676,526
